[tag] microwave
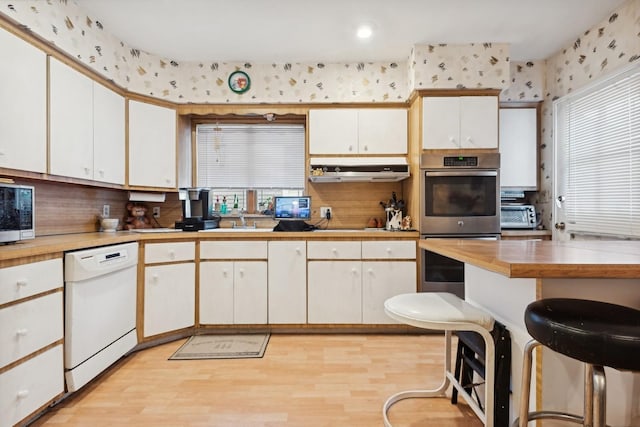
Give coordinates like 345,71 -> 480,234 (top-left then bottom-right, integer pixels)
500,205 -> 537,229
0,183 -> 35,243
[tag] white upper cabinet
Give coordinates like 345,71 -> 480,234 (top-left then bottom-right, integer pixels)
309,108 -> 407,155
0,28 -> 47,173
128,100 -> 176,188
423,96 -> 498,149
309,109 -> 358,154
499,107 -> 538,190
358,109 -> 407,154
50,58 -> 94,180
92,82 -> 125,185
49,58 -> 125,184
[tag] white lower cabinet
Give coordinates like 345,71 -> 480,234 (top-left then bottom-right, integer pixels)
144,263 -> 195,337
307,240 -> 416,324
0,257 -> 63,427
308,260 -> 362,323
0,345 -> 64,427
143,242 -> 195,337
199,241 -> 268,325
200,261 -> 267,324
362,261 -> 416,324
268,241 -> 306,324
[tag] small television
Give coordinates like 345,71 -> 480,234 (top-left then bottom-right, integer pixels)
273,196 -> 311,220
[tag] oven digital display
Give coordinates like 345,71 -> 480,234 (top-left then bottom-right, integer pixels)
443,156 -> 478,167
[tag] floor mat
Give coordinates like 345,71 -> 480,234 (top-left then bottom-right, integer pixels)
169,334 -> 270,360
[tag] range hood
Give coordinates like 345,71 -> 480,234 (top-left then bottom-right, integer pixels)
309,157 -> 410,183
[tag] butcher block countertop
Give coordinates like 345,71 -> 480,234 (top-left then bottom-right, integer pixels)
421,239 -> 640,279
0,229 -> 419,261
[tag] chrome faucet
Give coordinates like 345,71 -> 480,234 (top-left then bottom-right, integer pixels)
239,210 -> 247,227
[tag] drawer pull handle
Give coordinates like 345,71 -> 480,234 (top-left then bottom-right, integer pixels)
151,274 -> 159,283
295,247 -> 301,254
367,268 -> 374,274
16,328 -> 28,336
16,279 -> 28,287
386,247 -> 392,253
168,250 -> 175,259
17,390 -> 29,399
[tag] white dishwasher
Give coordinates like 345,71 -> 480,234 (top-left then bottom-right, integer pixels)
64,242 -> 138,392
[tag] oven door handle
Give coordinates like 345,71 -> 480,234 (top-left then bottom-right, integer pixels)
424,170 -> 498,177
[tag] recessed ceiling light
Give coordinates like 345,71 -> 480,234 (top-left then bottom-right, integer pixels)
357,25 -> 373,39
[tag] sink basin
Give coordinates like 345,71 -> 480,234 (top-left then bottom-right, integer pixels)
199,228 -> 273,232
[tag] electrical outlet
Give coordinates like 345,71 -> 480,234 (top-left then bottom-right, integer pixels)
320,206 -> 332,220
102,204 -> 110,218
153,207 -> 160,218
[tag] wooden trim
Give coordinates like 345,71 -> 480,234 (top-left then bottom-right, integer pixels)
0,253 -> 61,269
0,339 -> 63,375
411,88 -> 502,100
0,287 -> 63,311
499,101 -> 542,109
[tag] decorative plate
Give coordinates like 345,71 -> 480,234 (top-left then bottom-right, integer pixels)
228,70 -> 251,94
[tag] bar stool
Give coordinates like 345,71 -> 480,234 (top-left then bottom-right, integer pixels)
515,298 -> 640,427
382,292 -> 498,427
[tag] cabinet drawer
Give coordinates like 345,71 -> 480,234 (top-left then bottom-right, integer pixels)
0,258 -> 62,305
307,241 -> 361,259
144,242 -> 195,263
0,292 -> 63,368
0,344 -> 64,427
200,241 -> 267,259
362,241 -> 416,259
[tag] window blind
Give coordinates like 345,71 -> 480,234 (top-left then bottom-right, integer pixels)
196,124 -> 305,189
555,65 -> 640,238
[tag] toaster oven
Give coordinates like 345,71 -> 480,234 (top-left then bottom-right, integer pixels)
500,205 -> 537,229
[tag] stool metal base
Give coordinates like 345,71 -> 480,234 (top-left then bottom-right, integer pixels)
383,330 -> 493,427
514,340 -> 608,427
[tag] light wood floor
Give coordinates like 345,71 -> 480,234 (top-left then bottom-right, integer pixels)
32,334 -> 483,426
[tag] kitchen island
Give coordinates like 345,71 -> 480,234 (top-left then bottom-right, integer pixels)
421,239 -> 640,427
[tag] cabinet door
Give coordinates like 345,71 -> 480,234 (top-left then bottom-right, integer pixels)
358,109 -> 407,154
460,96 -> 498,148
308,261 -> 361,324
144,263 -> 195,337
93,82 -> 125,185
362,261 -> 416,324
49,58 -> 94,180
199,261 -> 234,325
0,292 -> 63,368
0,28 -> 47,173
422,97 -> 461,149
128,100 -> 176,188
308,109 -> 358,154
268,241 -> 306,324
500,108 -> 538,189
234,261 -> 267,324
0,345 -> 63,427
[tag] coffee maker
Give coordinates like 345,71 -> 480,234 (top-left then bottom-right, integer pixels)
175,188 -> 219,231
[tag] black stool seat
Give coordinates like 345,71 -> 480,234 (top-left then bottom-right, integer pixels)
525,298 -> 640,371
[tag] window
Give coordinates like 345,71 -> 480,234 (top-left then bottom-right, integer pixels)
196,123 -> 306,213
554,64 -> 640,238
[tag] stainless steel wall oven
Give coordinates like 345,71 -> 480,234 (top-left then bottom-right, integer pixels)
420,152 -> 500,235
419,152 -> 501,298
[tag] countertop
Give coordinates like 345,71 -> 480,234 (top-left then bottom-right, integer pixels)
0,229 -> 419,261
500,229 -> 552,238
420,239 -> 640,279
